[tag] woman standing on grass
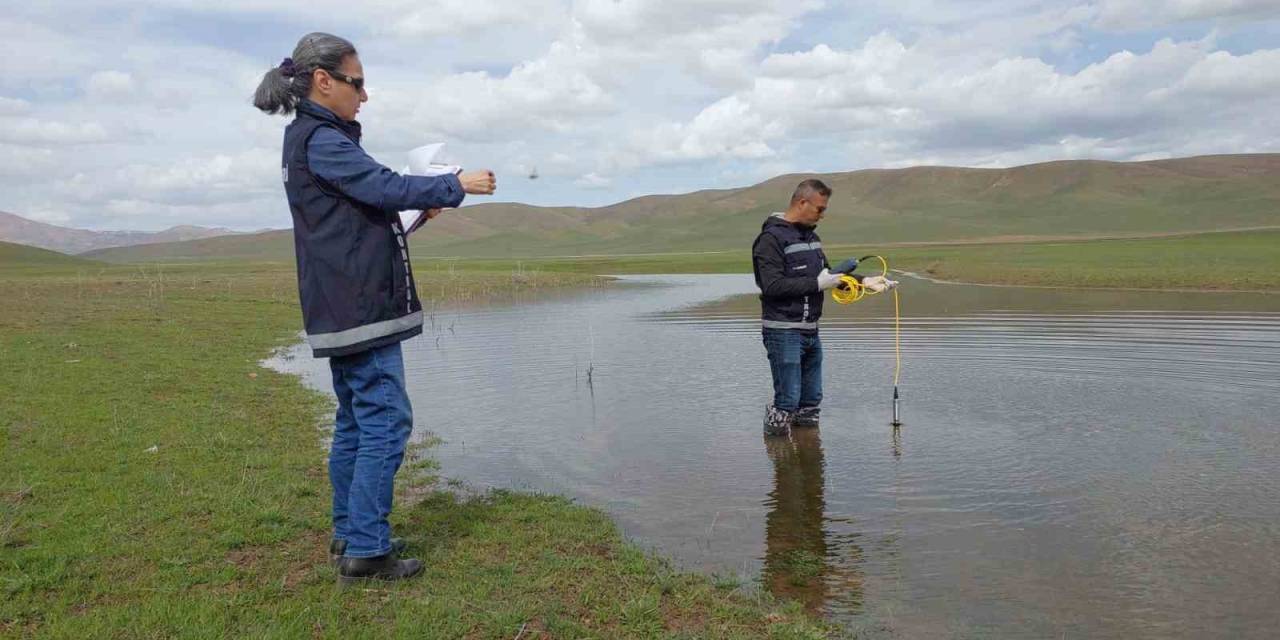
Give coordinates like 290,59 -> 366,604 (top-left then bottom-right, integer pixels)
253,32 -> 496,584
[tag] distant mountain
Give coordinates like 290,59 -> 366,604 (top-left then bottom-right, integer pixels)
85,153 -> 1280,263
0,211 -> 250,255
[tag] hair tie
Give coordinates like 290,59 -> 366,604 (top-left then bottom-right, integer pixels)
279,57 -> 297,78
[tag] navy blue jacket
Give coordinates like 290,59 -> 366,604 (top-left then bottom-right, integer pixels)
282,100 -> 464,357
752,213 -> 829,332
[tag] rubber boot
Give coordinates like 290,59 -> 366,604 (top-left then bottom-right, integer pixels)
763,404 -> 793,437
792,406 -> 820,428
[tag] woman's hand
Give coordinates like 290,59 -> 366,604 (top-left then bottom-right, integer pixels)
459,170 -> 496,195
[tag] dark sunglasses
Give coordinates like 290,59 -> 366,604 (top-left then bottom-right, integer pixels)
324,69 -> 365,92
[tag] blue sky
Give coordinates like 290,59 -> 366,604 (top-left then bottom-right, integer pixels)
2,0 -> 1278,231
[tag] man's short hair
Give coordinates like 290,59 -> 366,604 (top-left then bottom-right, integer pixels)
790,179 -> 832,205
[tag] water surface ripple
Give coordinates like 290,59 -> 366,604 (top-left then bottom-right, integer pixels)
269,274 -> 1280,639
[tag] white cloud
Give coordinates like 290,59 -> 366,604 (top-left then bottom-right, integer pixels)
568,0 -> 821,87
366,48 -> 615,145
361,0 -> 823,147
383,0 -> 567,37
0,117 -> 114,145
0,143 -> 56,178
0,18 -> 99,84
574,172 -> 612,189
119,149 -> 279,202
615,95 -> 783,168
58,148 -> 281,207
2,0 -> 1278,230
607,32 -> 1280,172
0,96 -> 30,114
1095,0 -> 1280,29
1174,47 -> 1280,98
85,70 -> 135,102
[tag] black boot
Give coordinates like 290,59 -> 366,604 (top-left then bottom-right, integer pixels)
763,404 -> 793,437
792,406 -> 820,428
330,537 -> 407,565
337,552 -> 424,586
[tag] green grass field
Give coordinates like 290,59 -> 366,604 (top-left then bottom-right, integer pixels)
876,230 -> 1280,290
410,229 -> 1280,292
0,262 -> 834,639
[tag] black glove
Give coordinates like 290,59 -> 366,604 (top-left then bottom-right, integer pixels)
832,258 -> 859,274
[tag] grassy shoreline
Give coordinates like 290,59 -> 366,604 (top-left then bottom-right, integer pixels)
1,263 -> 833,639
411,229 -> 1280,292
6,227 -> 1275,636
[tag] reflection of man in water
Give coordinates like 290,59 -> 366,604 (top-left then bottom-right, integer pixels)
762,427 -> 831,611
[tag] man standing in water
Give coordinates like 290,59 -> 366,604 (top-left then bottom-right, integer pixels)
253,33 -> 496,584
751,180 -> 894,436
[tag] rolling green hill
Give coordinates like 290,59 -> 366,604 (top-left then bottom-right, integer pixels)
83,230 -> 295,263
0,240 -> 100,270
86,153 -> 1280,263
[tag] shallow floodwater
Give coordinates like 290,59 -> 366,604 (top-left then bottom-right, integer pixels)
268,275 -> 1280,638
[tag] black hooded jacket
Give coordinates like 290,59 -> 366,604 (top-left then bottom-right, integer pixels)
751,213 -> 829,332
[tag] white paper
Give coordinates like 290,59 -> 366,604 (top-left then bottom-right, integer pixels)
399,143 -> 461,231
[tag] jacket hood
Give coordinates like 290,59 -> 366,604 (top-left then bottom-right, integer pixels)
762,211 -> 813,232
297,99 -> 362,142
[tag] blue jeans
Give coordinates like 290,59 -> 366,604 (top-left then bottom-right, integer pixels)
328,341 -> 413,558
762,328 -> 823,413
